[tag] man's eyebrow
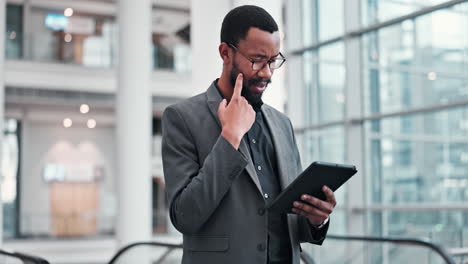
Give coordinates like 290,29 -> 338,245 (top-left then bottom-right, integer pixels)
251,53 -> 268,59
251,53 -> 281,59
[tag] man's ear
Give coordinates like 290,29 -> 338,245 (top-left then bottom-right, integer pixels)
219,42 -> 231,64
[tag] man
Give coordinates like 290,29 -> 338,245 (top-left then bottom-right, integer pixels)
162,5 -> 336,264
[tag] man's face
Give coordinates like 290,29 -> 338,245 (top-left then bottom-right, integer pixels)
228,27 -> 281,110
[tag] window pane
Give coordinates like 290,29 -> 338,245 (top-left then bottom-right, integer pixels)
363,3 -> 468,114
362,0 -> 449,26
367,210 -> 468,262
301,126 -> 346,217
27,8 -> 118,68
366,106 -> 468,205
5,4 -> 23,59
7,5 -> 191,72
302,0 -> 344,47
302,126 -> 345,166
318,0 -> 344,41
303,43 -> 345,125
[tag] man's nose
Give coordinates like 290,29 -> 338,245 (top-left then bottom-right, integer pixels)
258,63 -> 273,79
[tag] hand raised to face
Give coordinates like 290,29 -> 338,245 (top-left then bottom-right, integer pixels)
218,73 -> 256,149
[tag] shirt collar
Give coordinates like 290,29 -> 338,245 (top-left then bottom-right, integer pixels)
213,79 -> 225,99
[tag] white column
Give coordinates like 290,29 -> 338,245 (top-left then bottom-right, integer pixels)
190,0 -> 230,94
344,0 -> 366,262
116,0 -> 152,247
284,0 -> 304,113
284,0 -> 306,155
0,0 -> 6,245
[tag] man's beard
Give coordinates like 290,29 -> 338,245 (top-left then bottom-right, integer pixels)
229,63 -> 271,112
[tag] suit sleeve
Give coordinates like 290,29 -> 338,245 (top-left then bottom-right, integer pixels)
298,215 -> 329,244
288,119 -> 329,244
161,106 -> 249,235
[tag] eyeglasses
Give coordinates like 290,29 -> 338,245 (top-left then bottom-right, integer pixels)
228,43 -> 286,71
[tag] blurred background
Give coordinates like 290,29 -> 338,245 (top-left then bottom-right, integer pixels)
0,0 -> 467,263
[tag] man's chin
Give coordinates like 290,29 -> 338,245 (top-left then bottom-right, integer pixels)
242,90 -> 263,111
244,87 -> 264,99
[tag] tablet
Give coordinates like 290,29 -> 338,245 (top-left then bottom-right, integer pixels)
267,161 -> 357,214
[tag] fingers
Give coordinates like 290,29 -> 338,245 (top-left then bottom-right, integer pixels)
292,202 -> 329,219
232,73 -> 243,99
292,187 -> 336,224
217,99 -> 227,119
218,99 -> 227,113
296,194 -> 334,214
323,186 -> 337,207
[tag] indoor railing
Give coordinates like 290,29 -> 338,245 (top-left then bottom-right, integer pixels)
0,233 -> 459,264
0,248 -> 50,264
313,234 -> 458,264
107,241 -> 318,264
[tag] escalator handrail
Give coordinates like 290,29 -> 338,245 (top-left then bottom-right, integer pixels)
108,240 -> 318,264
108,235 -> 455,264
108,241 -> 182,264
0,248 -> 50,264
327,234 -> 456,264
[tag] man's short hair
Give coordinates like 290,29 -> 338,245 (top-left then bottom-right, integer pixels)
221,5 -> 279,46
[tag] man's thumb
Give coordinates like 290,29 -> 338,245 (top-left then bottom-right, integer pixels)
218,99 -> 227,114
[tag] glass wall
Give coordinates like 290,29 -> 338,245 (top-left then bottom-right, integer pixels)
26,6 -> 117,67
302,0 -> 344,45
362,3 -> 468,114
362,0 -> 451,25
296,3 -> 350,262
5,4 -> 23,60
290,0 -> 468,263
363,3 -> 468,253
4,3 -> 191,72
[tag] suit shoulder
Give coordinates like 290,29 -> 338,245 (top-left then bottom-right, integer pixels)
163,92 -> 207,117
263,104 -> 291,123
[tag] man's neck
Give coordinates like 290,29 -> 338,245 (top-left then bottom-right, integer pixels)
217,73 -> 234,102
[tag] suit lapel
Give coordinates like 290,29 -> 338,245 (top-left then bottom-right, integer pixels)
262,106 -> 290,189
205,82 -> 263,194
238,138 -> 263,194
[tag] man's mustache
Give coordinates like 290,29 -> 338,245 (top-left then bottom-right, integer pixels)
247,78 -> 271,86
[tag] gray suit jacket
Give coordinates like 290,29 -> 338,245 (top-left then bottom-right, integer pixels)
162,81 -> 328,264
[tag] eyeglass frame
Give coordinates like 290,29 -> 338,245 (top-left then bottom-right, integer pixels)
227,43 -> 286,71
